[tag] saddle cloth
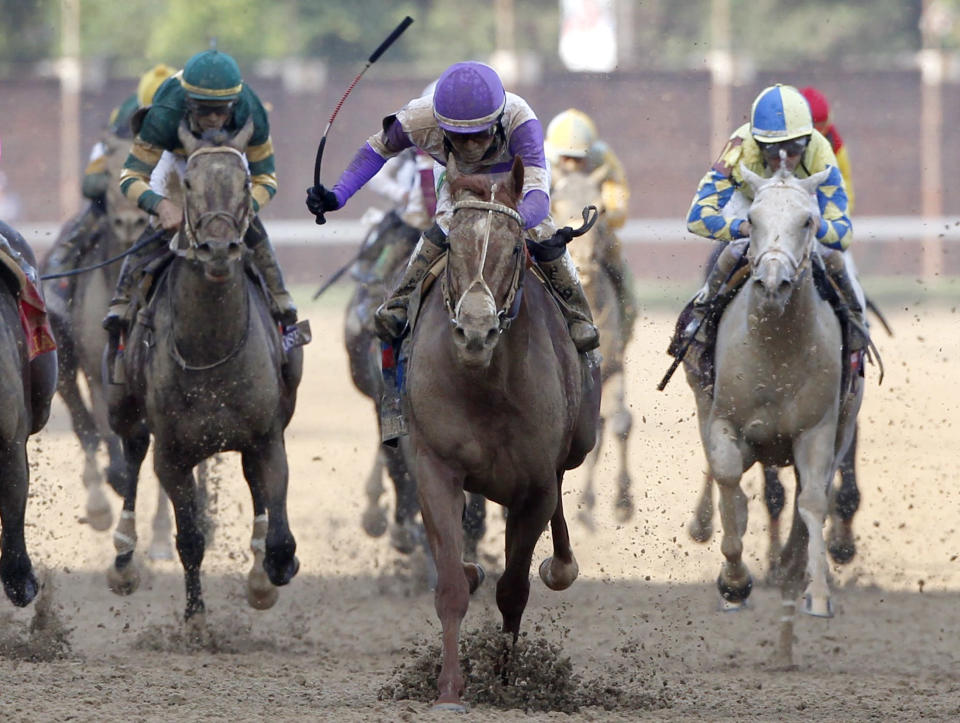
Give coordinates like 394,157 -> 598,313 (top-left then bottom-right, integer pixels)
0,239 -> 57,360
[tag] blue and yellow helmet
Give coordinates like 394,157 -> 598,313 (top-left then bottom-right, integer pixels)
750,84 -> 813,144
181,50 -> 243,102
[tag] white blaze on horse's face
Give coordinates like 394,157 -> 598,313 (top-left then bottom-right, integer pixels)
739,163 -> 830,315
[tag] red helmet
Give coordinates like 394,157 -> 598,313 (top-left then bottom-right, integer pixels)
799,86 -> 830,128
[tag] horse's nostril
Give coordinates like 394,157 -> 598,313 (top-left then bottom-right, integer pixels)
454,327 -> 466,341
485,328 -> 498,345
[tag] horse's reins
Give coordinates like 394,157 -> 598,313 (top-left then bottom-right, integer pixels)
40,226 -> 168,281
446,188 -> 525,330
168,144 -> 253,371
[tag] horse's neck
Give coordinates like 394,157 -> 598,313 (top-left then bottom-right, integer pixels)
169,261 -> 248,350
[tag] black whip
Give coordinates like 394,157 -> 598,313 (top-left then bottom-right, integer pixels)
311,16 -> 414,224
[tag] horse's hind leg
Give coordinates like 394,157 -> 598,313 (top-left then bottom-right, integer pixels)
793,425 -> 836,619
361,444 -> 388,538
688,472 -> 715,543
241,437 -> 298,589
763,465 -> 786,584
107,424 -> 150,596
147,485 -> 174,561
772,471 -> 809,670
611,372 -> 634,523
576,414 -> 603,531
828,426 -> 860,565
384,441 -> 422,554
463,493 -> 486,562
539,471 -> 579,591
0,441 -> 38,607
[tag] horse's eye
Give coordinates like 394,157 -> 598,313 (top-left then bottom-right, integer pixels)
184,179 -> 192,191
805,216 -> 813,228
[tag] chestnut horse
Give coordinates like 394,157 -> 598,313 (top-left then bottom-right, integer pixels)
404,156 -> 600,709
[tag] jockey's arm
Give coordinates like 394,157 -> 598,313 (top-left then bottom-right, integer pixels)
246,135 -> 277,213
119,136 -> 167,214
686,167 -> 746,242
507,118 -> 550,230
595,142 -> 629,229
835,144 -> 855,214
330,118 -> 412,210
813,164 -> 852,251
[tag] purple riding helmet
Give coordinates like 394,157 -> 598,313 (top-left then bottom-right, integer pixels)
432,62 -> 506,134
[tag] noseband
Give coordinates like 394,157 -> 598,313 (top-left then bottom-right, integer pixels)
444,187 -> 526,333
179,145 -> 251,253
749,181 -> 817,283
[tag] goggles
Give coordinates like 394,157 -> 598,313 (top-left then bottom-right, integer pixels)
187,100 -> 236,117
758,136 -> 809,159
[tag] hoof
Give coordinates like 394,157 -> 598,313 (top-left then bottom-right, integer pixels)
107,558 -> 141,596
247,565 -> 279,610
718,597 -> 749,612
802,592 -> 834,618
389,522 -> 418,554
147,538 -> 174,561
264,554 -> 299,587
466,562 -> 485,595
717,572 -> 753,604
362,505 -> 388,538
539,556 -> 579,591
82,486 -> 113,532
2,571 -> 39,608
828,539 -> 856,565
688,519 -> 713,544
432,701 -> 467,713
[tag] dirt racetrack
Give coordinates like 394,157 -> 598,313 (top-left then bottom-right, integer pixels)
2,283 -> 959,721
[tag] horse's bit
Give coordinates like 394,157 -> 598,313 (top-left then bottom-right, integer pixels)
445,187 -> 525,332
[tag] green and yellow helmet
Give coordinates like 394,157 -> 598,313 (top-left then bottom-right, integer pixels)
181,49 -> 243,102
750,84 -> 813,144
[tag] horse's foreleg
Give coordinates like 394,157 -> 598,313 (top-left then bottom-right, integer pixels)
107,424 -> 150,596
148,485 -> 174,561
611,373 -> 634,523
241,438 -> 298,589
361,444 -> 388,538
540,471 -> 578,591
155,450 -> 206,622
793,424 -> 836,619
500,476 -> 556,636
688,472 -> 715,543
773,473 -> 808,670
414,448 -> 470,711
709,419 -> 752,608
0,442 -> 38,607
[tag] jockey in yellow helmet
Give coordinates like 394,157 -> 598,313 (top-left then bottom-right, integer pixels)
676,83 -> 865,353
545,108 -> 637,339
45,63 -> 177,287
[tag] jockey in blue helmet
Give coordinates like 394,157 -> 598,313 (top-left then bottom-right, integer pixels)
307,61 -> 598,353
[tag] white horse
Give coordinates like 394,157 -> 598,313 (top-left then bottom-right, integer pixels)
685,162 -> 863,667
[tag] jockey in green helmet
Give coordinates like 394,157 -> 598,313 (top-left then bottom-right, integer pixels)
103,49 -> 296,335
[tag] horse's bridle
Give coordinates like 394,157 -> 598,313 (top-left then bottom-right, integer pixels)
179,145 -> 252,253
749,181 -> 818,283
443,188 -> 526,333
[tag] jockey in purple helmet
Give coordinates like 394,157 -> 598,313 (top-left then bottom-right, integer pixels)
307,61 -> 598,353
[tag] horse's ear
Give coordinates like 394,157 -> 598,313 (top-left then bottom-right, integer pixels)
798,167 -> 832,196
228,117 -> 255,151
510,155 -> 524,199
178,120 -> 200,156
739,162 -> 765,194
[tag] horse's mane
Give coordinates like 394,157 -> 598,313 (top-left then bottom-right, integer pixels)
449,173 -> 519,208
198,128 -> 234,146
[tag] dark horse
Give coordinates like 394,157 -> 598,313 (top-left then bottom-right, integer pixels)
105,119 -> 301,623
343,213 -> 487,559
404,157 -> 600,710
0,220 -> 56,607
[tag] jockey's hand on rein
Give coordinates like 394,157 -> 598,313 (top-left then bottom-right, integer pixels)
527,226 -> 575,263
305,185 -> 340,224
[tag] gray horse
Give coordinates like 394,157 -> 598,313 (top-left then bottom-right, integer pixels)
105,120 -> 301,623
685,163 -> 863,668
550,168 -> 635,527
0,220 -> 56,607
404,156 -> 600,710
41,132 -> 184,559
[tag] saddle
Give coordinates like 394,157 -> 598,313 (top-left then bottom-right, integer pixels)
673,257 -> 862,400
0,234 -> 57,360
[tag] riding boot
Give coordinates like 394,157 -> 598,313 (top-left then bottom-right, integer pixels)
246,217 -> 298,327
102,226 -> 167,334
536,249 -> 600,353
677,238 -> 749,347
373,223 -> 448,343
823,250 -> 868,352
379,340 -> 407,446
